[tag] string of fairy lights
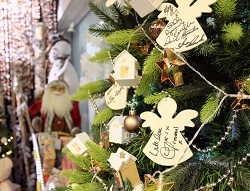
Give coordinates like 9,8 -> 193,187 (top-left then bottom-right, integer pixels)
0,135 -> 13,158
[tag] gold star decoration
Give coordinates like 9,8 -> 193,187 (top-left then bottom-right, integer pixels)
155,49 -> 186,86
231,80 -> 250,111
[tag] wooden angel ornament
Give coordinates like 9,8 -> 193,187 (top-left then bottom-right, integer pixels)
140,97 -> 198,166
156,0 -> 217,52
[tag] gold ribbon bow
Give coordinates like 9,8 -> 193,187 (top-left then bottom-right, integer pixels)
155,49 -> 186,86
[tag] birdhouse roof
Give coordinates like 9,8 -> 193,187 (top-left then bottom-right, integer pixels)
75,132 -> 90,143
113,50 -> 140,69
107,116 -> 127,127
108,148 -> 137,171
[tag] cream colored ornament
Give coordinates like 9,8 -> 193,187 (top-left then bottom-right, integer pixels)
108,148 -> 141,188
67,132 -> 90,155
114,50 -> 141,87
129,0 -> 164,18
156,0 -> 217,52
106,0 -> 117,7
108,116 -> 136,144
105,83 -> 128,110
140,97 -> 198,166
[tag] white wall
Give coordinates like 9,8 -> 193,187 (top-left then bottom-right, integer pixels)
57,0 -> 71,21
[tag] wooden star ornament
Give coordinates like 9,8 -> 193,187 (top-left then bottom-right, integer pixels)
155,49 -> 186,86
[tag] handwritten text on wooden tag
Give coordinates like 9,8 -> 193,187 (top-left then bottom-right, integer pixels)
105,83 -> 128,110
141,97 -> 198,166
156,0 -> 216,52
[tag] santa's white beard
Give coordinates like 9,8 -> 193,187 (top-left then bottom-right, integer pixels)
41,90 -> 73,118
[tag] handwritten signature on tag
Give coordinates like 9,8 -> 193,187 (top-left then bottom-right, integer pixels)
156,0 -> 217,52
141,97 -> 198,166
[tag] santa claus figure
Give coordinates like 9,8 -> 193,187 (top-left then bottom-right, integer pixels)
29,80 -> 81,136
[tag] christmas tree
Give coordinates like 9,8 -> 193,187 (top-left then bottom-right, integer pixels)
59,0 -> 250,190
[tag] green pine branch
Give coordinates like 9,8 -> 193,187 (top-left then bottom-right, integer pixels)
71,80 -> 112,101
92,106 -> 119,125
89,23 -> 117,37
89,48 -> 110,64
144,92 -> 169,105
60,169 -> 93,184
62,147 -> 91,170
85,140 -> 111,171
69,182 -> 104,191
200,92 -> 222,123
105,28 -> 144,46
88,1 -> 120,28
136,48 -> 162,96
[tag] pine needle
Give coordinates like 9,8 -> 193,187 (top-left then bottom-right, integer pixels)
84,140 -> 111,170
70,182 -> 104,191
136,48 -> 162,96
89,48 -> 111,64
105,29 -> 144,46
200,92 -> 221,123
194,40 -> 219,56
222,22 -> 244,43
215,0 -> 237,18
60,169 -> 93,184
62,147 -> 91,170
71,80 -> 112,101
144,92 -> 169,105
92,106 -> 118,125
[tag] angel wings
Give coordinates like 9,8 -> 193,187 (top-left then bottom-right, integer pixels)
156,0 -> 217,52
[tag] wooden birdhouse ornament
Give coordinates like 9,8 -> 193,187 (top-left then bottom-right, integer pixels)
114,50 -> 140,87
108,116 -> 136,144
67,132 -> 90,155
108,148 -> 141,188
130,0 -> 164,18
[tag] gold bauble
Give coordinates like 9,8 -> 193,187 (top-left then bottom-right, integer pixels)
124,115 -> 142,132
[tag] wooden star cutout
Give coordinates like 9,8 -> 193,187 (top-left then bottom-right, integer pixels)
155,49 -> 185,86
156,60 -> 170,83
231,80 -> 250,111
